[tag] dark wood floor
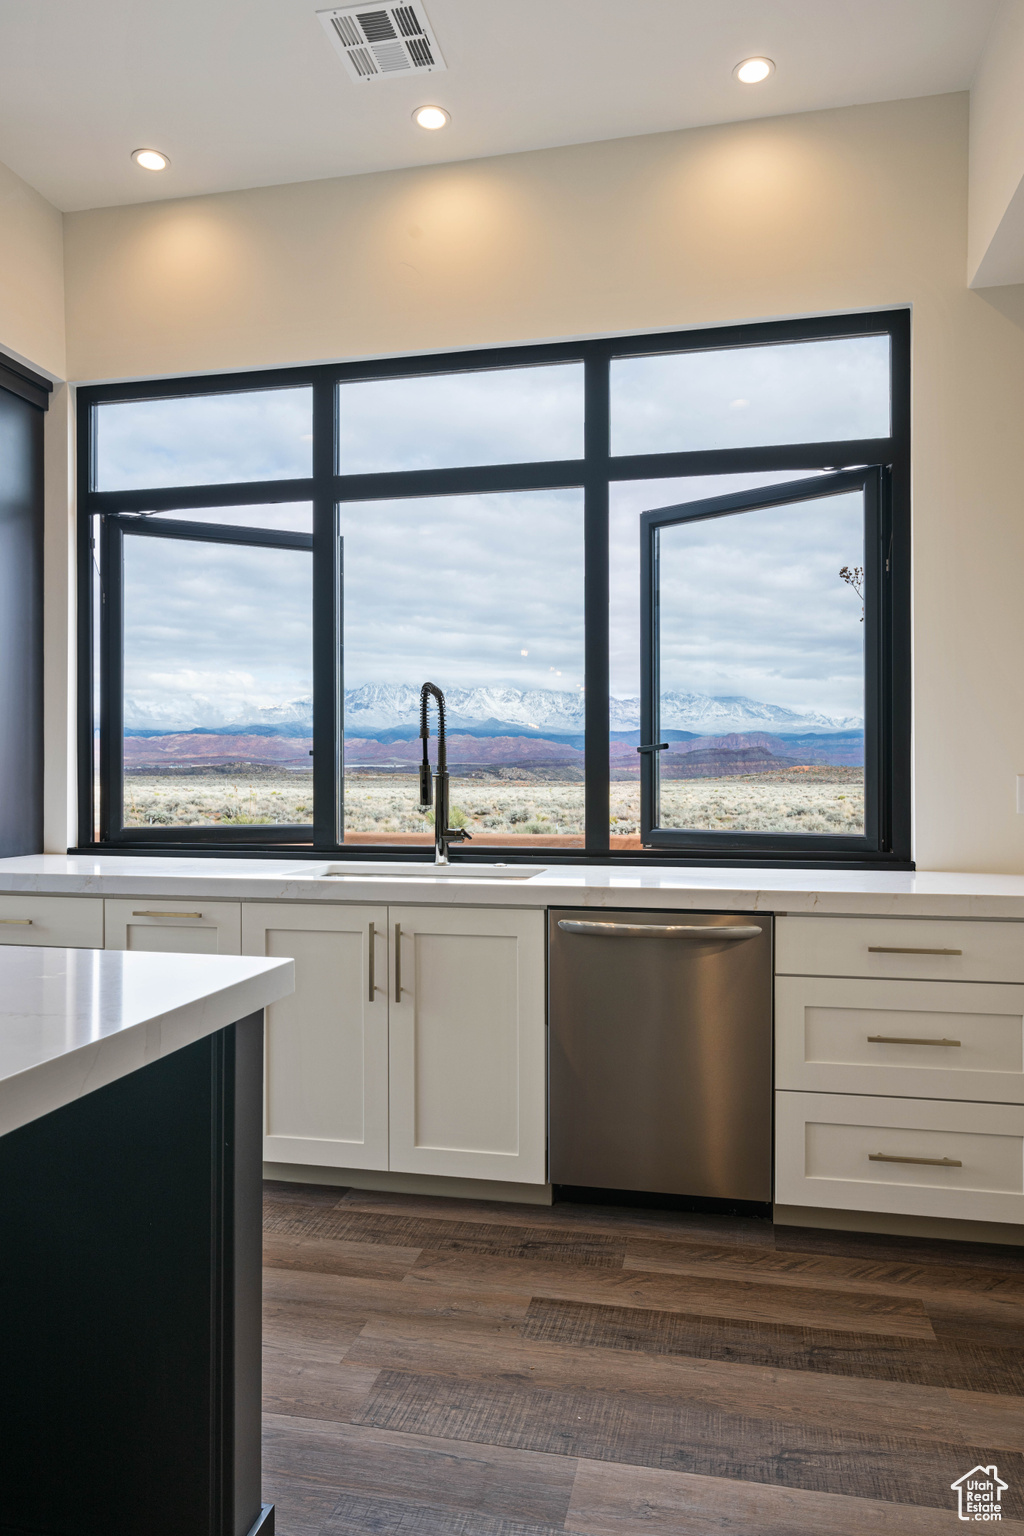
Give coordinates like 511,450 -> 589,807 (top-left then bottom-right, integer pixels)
262,1182 -> 1024,1533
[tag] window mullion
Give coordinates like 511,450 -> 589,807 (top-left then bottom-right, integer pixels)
584,348 -> 611,855
312,378 -> 342,849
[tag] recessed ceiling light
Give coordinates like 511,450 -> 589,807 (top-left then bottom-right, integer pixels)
132,148 -> 170,171
734,57 -> 774,84
413,105 -> 449,131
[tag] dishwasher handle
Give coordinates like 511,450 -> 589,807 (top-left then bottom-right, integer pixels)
556,920 -> 763,940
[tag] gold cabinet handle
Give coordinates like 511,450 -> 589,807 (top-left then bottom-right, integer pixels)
131,910 -> 204,919
368,921 -> 375,1002
867,946 -> 962,956
869,1152 -> 962,1167
0,918 -> 33,925
867,1035 -> 961,1047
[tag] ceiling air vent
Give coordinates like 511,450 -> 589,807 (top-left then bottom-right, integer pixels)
317,3 -> 446,82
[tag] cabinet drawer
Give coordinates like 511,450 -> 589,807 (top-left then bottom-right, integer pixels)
104,899 -> 241,954
776,976 -> 1024,1102
0,895 -> 103,948
776,915 -> 1024,983
775,1090 -> 1024,1223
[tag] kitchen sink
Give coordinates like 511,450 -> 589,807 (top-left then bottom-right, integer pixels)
291,862 -> 547,881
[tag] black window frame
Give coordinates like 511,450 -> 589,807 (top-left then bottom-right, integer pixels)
76,308 -> 911,867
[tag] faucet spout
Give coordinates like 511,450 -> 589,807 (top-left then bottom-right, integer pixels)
418,682 -> 472,865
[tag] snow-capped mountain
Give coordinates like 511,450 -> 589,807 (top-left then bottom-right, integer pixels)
344,683 -> 588,734
124,695 -> 314,733
125,683 -> 861,737
340,684 -> 859,736
656,693 -> 862,735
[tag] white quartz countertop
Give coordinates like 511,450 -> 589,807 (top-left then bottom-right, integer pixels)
0,945 -> 294,1138
2,854 -> 1024,919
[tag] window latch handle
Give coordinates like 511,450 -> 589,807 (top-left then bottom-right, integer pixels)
636,742 -> 669,754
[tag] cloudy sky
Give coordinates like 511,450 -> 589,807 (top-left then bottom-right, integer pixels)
105,335 -> 885,731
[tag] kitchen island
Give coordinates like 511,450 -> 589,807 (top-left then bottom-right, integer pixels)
0,945 -> 294,1536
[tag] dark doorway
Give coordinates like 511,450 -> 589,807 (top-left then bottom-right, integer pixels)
0,356 -> 49,856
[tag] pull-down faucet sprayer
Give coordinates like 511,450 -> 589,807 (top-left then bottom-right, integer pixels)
418,682 -> 472,865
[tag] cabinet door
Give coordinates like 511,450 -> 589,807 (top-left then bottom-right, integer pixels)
243,902 -> 389,1171
104,899 -> 241,953
388,906 -> 546,1184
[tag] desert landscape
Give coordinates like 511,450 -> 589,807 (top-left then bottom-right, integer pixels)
122,764 -> 864,838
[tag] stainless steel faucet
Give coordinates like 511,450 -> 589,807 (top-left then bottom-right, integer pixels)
418,682 -> 472,865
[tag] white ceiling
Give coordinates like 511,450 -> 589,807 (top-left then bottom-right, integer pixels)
0,0 -> 1000,213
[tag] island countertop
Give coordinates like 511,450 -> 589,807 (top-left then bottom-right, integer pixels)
0,944 -> 294,1137
1,853 -> 1024,919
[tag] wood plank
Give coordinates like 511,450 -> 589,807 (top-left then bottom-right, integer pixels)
403,1252 -> 936,1338
947,1387 -> 1024,1452
351,1368 -> 1024,1514
261,1412 -> 578,1526
258,1472 -> 347,1536
775,1224 -> 1024,1274
264,1264 -> 531,1325
320,1493 -> 571,1535
626,1237 -> 1024,1302
266,1204 -> 627,1267
338,1189 -> 776,1247
345,1314 -> 963,1444
264,1232 -> 422,1281
564,1457 -> 1024,1536
925,1295 -> 1024,1348
521,1296 -> 1024,1395
265,1179 -> 349,1211
262,1353 -> 381,1423
262,1306 -> 369,1364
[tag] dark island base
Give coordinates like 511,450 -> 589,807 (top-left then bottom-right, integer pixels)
0,1013 -> 272,1536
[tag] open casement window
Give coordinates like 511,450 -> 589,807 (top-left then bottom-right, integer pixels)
639,469 -> 890,854
98,512 -> 323,844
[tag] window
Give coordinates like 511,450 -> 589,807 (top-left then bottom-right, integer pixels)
78,312 -> 910,864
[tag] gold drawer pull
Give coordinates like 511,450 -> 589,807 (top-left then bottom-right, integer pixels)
131,910 -> 204,919
869,1152 -> 962,1167
867,1035 -> 961,1047
867,945 -> 962,956
0,918 -> 33,925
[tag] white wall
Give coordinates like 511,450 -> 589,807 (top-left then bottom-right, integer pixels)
0,155 -> 71,856
55,93 -> 1024,871
0,156 -> 65,381
970,0 -> 1024,286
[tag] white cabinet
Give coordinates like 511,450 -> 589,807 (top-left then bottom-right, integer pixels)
243,902 -> 389,1171
0,895 -> 103,948
776,975 -> 1024,1103
775,914 -> 1024,1225
776,915 -> 1024,984
104,899 -> 241,954
388,906 -> 546,1183
776,1090 -> 1024,1224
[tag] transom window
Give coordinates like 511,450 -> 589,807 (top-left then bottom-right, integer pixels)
77,311 -> 910,864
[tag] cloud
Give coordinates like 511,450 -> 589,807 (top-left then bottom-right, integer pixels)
339,364 -> 584,473
611,335 -> 890,455
97,388 -> 313,490
114,340 -> 886,728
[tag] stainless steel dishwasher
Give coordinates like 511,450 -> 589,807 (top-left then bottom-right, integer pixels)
548,909 -> 772,1203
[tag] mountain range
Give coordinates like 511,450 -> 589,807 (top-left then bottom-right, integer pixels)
125,683 -> 862,739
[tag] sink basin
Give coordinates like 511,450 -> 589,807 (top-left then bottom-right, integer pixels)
292,862 -> 546,881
